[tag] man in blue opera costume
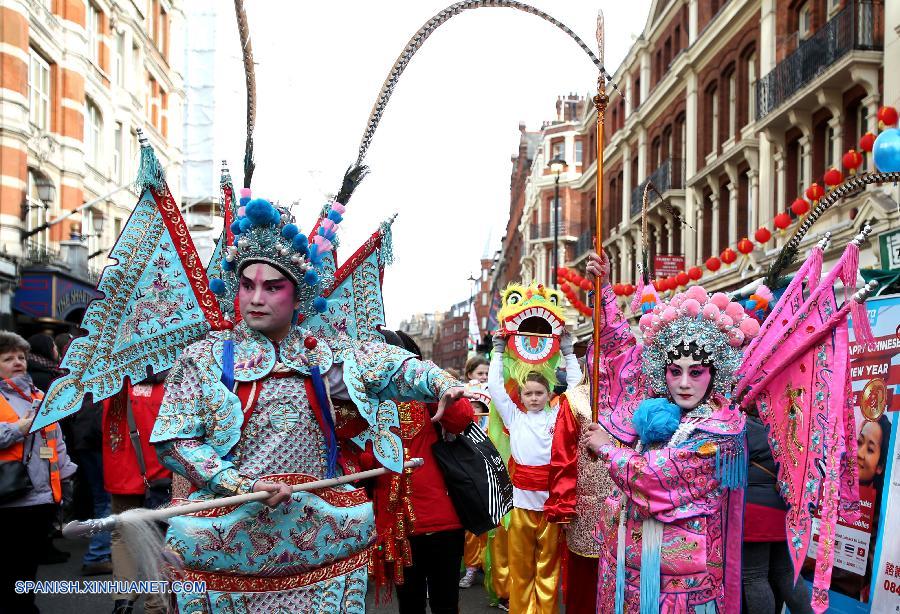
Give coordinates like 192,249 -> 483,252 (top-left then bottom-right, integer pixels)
30,148 -> 469,613
147,191 -> 467,612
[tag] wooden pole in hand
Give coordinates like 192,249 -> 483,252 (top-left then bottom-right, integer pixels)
591,12 -> 608,423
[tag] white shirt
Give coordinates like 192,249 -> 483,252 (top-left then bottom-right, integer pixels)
487,351 -> 582,511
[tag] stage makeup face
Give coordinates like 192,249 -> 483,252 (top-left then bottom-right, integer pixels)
665,357 -> 712,410
238,262 -> 300,342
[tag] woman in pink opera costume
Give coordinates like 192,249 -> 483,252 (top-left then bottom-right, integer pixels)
585,252 -> 755,614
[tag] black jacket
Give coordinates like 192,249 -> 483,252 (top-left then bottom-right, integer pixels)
745,414 -> 787,510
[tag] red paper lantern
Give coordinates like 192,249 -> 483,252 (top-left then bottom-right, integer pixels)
688,266 -> 703,281
623,284 -> 635,296
823,167 -> 843,186
805,183 -> 825,202
737,238 -> 754,255
665,277 -> 678,291
791,198 -> 810,217
557,267 -> 569,280
721,248 -> 737,265
842,149 -> 863,172
754,227 -> 772,243
676,271 -> 690,287
774,212 -> 792,230
579,279 -> 592,291
705,257 -> 721,272
653,279 -> 663,292
860,132 -> 876,153
612,283 -> 624,296
878,105 -> 899,127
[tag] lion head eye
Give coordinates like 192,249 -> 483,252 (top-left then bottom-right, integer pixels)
506,291 -> 522,305
548,294 -> 559,305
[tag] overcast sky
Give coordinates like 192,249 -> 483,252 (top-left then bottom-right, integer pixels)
218,1 -> 652,327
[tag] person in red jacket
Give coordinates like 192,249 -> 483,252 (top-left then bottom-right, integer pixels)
102,372 -> 172,614
369,329 -> 475,614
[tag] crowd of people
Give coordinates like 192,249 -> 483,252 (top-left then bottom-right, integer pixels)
0,249 -> 888,614
0,329 -> 172,614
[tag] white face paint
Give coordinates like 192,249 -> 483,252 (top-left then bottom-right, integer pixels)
665,357 -> 713,410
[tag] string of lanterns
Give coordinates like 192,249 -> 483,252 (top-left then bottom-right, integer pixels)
588,105 -> 900,295
557,268 -> 595,316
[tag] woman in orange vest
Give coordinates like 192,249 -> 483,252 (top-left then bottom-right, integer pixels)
0,331 -> 77,613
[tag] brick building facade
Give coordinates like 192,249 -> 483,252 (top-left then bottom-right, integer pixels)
588,0 -> 891,302
0,0 -> 183,329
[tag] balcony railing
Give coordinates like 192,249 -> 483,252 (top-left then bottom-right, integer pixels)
24,240 -> 60,265
631,158 -> 685,217
574,229 -> 594,256
756,1 -> 882,120
529,221 -> 571,240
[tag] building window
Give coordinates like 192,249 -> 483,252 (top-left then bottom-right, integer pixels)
708,86 -> 719,154
796,140 -> 806,196
28,49 -> 51,130
747,54 -> 757,124
551,140 -> 564,161
25,170 -> 49,249
574,140 -> 583,165
798,3 -> 811,40
824,123 -> 836,168
114,31 -> 126,86
727,73 -> 737,140
856,105 -> 869,141
113,122 -> 123,181
86,99 -> 102,165
86,2 -> 101,64
827,0 -> 841,16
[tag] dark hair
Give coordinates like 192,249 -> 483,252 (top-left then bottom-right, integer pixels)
870,415 -> 892,495
27,333 -> 57,362
464,356 -> 489,379
0,331 -> 29,356
54,332 -> 73,355
522,371 -> 550,392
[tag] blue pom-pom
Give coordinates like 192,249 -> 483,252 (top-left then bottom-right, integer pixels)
633,398 -> 681,445
239,196 -> 250,207
222,258 -> 235,271
230,220 -> 242,235
209,278 -> 227,295
292,234 -> 309,253
271,207 -> 282,225
245,199 -> 274,225
281,223 -> 299,239
308,244 -> 319,262
327,210 -> 343,224
238,217 -> 252,233
304,269 -> 320,286
313,297 -> 328,313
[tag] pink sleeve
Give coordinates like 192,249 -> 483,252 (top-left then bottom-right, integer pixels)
593,285 -> 644,443
598,434 -> 737,522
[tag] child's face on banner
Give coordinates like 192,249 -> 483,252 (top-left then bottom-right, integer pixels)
857,420 -> 885,484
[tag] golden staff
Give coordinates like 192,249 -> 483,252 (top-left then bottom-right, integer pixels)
591,12 -> 608,423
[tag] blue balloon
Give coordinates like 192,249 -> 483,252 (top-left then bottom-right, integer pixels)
873,128 -> 900,173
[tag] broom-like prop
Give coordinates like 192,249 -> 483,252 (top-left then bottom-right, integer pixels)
63,458 -> 425,539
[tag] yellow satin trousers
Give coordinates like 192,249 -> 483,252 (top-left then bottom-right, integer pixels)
463,531 -> 487,569
490,522 -> 510,599
507,507 -> 561,614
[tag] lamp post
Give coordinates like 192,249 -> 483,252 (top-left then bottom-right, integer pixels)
548,156 -> 567,288
86,210 -> 106,260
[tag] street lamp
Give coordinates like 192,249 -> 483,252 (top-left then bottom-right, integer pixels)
548,156 -> 567,288
34,175 -> 56,205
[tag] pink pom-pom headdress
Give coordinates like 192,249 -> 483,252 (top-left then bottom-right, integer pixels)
639,284 -> 761,397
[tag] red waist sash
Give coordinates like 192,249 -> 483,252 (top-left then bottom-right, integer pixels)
509,457 -> 551,492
